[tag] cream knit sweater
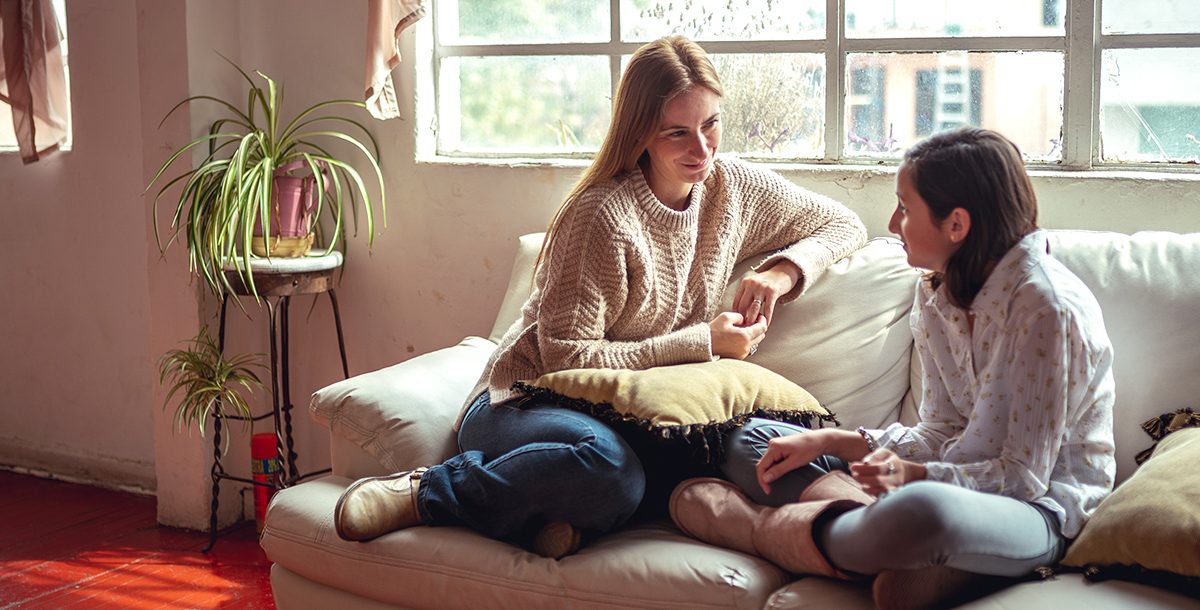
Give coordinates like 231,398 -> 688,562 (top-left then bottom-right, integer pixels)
459,157 -> 867,426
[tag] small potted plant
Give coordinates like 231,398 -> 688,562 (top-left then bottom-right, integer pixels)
158,325 -> 267,452
147,59 -> 386,298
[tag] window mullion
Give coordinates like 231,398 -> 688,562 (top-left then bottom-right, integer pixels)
1063,0 -> 1099,167
825,0 -> 843,162
611,0 -> 621,105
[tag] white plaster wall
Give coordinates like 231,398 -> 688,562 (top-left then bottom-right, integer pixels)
0,0 -> 165,491
0,0 -> 1197,531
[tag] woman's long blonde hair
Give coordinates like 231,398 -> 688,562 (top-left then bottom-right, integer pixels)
533,35 -> 724,273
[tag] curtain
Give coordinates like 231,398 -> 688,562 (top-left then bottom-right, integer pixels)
364,0 -> 425,120
0,0 -> 69,164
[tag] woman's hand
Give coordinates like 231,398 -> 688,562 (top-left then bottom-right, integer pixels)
849,448 -> 926,496
755,430 -> 836,495
732,260 -> 802,328
710,312 -> 767,359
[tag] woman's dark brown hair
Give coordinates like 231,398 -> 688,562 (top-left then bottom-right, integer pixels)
904,127 -> 1039,309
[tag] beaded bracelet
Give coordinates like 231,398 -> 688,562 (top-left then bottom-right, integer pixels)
856,426 -> 878,453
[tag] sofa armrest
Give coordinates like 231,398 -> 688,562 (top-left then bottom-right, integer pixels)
310,336 -> 497,477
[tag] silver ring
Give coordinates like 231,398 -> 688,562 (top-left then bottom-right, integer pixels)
749,343 -> 759,357
887,462 -> 896,475
751,298 -> 763,306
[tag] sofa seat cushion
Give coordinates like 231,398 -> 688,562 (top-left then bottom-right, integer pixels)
765,573 -> 1200,610
261,476 -> 790,610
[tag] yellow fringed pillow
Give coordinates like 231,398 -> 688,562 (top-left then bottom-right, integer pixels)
1062,427 -> 1200,586
513,359 -> 835,464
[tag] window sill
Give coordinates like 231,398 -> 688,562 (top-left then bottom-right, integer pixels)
415,153 -> 1200,184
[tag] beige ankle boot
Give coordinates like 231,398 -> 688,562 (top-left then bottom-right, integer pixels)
334,467 -> 428,541
669,476 -> 869,578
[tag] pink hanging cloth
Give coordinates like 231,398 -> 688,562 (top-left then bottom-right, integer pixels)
364,0 -> 426,120
0,0 -> 70,164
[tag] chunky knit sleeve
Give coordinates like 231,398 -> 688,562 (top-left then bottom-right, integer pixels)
533,191 -> 712,373
722,159 -> 867,301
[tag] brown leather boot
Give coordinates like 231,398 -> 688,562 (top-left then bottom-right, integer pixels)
669,476 -> 869,578
872,566 -> 1013,610
334,467 -> 428,541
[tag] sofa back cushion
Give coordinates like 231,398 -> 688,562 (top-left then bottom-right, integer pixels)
489,233 -> 544,343
1045,230 -> 1200,484
723,238 -> 921,429
491,235 -> 921,431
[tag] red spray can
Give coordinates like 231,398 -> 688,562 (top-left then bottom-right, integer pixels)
251,432 -> 282,532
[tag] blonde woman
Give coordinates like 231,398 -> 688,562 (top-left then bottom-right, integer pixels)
333,35 -> 866,558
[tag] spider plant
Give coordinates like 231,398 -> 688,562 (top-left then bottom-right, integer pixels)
147,59 -> 386,298
158,326 -> 266,453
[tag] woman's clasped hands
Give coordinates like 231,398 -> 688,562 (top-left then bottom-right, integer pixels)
711,261 -> 801,360
849,448 -> 924,496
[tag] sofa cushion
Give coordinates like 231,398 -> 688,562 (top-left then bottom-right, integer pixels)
514,359 -> 834,464
261,476 -> 790,610
725,237 -> 921,431
1062,427 -> 1200,582
1045,230 -> 1200,483
489,232 -> 544,343
309,337 -> 496,473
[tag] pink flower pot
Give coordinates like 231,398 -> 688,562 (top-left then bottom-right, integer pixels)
252,160 -> 326,257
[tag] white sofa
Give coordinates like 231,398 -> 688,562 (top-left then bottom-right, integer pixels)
260,230 -> 1200,609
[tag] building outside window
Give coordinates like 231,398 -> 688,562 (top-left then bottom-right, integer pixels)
425,0 -> 1200,167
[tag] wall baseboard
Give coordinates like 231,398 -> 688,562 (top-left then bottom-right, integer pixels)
0,438 -> 155,495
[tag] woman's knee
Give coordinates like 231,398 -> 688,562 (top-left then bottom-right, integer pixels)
864,482 -> 965,547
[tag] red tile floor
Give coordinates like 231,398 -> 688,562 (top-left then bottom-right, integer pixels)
0,470 -> 274,609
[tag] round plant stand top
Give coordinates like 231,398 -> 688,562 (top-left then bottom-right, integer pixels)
221,251 -> 344,297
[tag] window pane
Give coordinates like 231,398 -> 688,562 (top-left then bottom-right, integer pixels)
621,0 -> 824,42
710,54 -> 825,158
846,0 -> 1065,38
438,56 -> 610,154
2,0 -> 70,152
845,52 -> 1064,160
439,0 -> 608,44
1100,49 -> 1200,163
1103,0 -> 1200,34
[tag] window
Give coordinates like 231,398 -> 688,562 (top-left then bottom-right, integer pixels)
0,0 -> 70,154
426,0 -> 1200,167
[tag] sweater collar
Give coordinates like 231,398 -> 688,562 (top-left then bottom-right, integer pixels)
631,164 -> 704,231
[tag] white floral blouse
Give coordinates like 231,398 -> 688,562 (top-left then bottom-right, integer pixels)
875,230 -> 1116,538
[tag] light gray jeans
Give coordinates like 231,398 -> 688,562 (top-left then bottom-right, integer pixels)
722,418 -> 1067,577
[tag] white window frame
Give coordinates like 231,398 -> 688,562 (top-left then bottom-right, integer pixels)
425,0 -> 1200,170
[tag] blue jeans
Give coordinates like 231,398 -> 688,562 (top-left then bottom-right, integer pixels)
414,392 -> 646,542
722,418 -> 1066,577
721,417 -> 850,506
